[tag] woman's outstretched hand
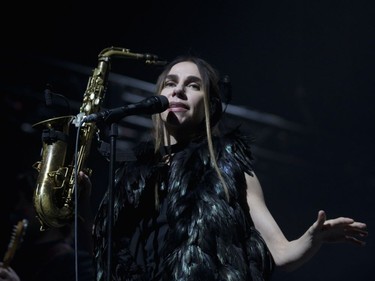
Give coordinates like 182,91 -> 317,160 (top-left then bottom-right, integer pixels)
270,210 -> 368,272
310,210 -> 368,246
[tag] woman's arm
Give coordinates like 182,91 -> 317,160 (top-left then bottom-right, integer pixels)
245,172 -> 368,272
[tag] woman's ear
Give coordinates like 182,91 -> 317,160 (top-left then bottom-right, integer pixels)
219,75 -> 232,105
210,74 -> 232,126
210,95 -> 222,126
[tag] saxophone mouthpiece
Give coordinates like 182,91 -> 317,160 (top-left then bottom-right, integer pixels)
143,53 -> 168,65
144,53 -> 159,61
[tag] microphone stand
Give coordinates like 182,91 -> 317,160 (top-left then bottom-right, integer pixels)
106,122 -> 118,281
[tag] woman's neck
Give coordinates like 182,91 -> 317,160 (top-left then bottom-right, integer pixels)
165,126 -> 204,145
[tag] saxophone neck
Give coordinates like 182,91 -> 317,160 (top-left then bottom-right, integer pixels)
98,46 -> 167,65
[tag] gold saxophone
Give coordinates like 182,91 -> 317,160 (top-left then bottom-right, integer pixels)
32,47 -> 165,230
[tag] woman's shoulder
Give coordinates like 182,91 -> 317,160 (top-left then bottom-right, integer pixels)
215,127 -> 255,172
216,127 -> 254,152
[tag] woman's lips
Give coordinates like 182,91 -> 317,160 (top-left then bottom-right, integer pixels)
168,102 -> 189,112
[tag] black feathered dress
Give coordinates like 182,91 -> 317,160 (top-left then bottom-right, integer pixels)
92,130 -> 274,281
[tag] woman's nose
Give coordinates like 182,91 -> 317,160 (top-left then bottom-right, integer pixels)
172,85 -> 184,96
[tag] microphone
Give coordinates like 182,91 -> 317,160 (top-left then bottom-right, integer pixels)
84,95 -> 169,123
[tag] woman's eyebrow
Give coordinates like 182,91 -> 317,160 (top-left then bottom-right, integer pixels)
165,74 -> 178,80
165,74 -> 201,83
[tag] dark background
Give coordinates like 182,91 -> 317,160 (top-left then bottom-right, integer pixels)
1,1 -> 374,280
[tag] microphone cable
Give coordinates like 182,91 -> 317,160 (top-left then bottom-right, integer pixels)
73,118 -> 85,281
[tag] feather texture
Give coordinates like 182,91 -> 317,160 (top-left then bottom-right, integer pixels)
92,130 -> 274,281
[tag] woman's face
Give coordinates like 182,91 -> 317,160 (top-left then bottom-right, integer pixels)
160,61 -> 205,130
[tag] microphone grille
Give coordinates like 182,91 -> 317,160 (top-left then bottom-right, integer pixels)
158,95 -> 169,111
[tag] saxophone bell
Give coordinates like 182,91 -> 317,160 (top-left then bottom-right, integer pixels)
32,115 -> 76,229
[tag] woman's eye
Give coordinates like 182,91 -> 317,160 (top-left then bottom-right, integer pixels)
164,81 -> 176,88
188,83 -> 200,90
